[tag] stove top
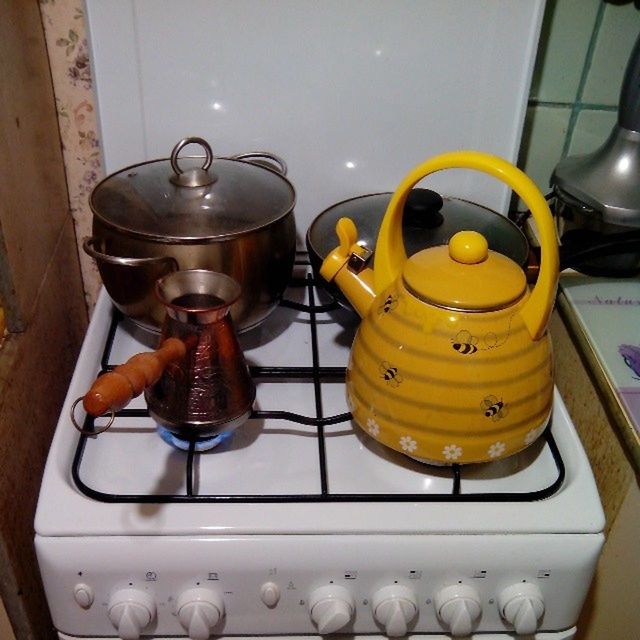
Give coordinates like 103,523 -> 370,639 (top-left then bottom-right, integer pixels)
35,258 -> 604,538
35,259 -> 605,639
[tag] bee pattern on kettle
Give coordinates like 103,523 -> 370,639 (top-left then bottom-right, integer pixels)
378,293 -> 399,315
452,316 -> 515,355
379,361 -> 403,387
452,330 -> 479,355
481,395 -> 509,421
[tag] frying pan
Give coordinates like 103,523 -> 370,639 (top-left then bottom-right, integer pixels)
307,189 -> 640,310
306,189 -> 529,307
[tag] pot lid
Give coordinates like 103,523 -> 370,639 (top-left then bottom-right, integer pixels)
307,189 -> 529,266
402,231 -> 526,311
90,138 -> 296,241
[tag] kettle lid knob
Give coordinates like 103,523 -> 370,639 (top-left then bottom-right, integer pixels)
448,231 -> 488,264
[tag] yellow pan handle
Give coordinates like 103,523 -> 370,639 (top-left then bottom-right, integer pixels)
374,150 -> 559,341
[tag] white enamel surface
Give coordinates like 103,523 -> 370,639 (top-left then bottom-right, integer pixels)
36,281 -> 605,537
85,0 -> 544,234
38,534 -> 598,637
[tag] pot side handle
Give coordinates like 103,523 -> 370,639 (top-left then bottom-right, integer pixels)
230,152 -> 288,176
374,150 -> 559,341
83,236 -> 179,271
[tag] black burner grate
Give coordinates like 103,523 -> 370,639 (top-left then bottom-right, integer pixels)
72,256 -> 565,504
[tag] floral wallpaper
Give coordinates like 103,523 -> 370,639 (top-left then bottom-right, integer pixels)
39,0 -> 103,311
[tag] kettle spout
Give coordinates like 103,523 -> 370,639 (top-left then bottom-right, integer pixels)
319,218 -> 377,318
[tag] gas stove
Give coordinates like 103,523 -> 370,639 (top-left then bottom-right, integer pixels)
35,259 -> 604,640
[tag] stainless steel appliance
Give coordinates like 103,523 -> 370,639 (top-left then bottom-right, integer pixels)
552,31 -> 640,276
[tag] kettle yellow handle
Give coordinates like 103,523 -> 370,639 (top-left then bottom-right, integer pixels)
375,150 -> 559,341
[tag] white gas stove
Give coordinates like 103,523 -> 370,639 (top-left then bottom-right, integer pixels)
38,4 -> 603,638
35,260 -> 604,640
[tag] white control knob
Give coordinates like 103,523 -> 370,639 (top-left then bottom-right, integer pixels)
73,583 -> 94,609
176,588 -> 225,640
260,581 -> 281,607
107,588 -> 156,640
308,584 -> 355,634
372,585 -> 418,637
435,584 -> 482,637
498,583 -> 545,635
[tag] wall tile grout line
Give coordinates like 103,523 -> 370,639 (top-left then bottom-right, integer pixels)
562,1 -> 608,158
528,99 -> 617,112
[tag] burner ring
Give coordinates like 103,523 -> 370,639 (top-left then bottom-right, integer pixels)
157,425 -> 232,452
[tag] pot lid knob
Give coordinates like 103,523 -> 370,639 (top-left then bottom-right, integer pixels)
169,137 -> 217,187
448,230 -> 488,264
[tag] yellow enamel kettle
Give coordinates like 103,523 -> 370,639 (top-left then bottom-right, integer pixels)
320,151 -> 559,464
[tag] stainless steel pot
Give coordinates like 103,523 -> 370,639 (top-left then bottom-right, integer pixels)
85,137 -> 296,332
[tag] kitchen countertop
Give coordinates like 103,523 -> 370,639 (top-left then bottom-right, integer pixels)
556,274 -> 640,472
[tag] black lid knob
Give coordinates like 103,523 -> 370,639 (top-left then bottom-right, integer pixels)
403,188 -> 444,229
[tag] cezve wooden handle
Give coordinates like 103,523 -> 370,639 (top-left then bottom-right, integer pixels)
82,338 -> 187,416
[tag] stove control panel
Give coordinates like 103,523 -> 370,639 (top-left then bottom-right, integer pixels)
35,533 -> 601,638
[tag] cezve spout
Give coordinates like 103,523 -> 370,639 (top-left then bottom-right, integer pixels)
319,217 -> 376,318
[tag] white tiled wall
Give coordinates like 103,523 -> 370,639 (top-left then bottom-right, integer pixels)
519,0 -> 640,198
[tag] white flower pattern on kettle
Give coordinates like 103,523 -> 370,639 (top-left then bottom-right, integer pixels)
443,444 -> 462,461
399,435 -> 417,453
488,441 -> 506,459
366,417 -> 380,437
525,425 -> 545,445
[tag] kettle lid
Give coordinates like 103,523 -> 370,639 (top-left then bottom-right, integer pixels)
402,230 -> 526,311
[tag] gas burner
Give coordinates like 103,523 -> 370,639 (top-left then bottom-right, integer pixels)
156,425 -> 232,452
